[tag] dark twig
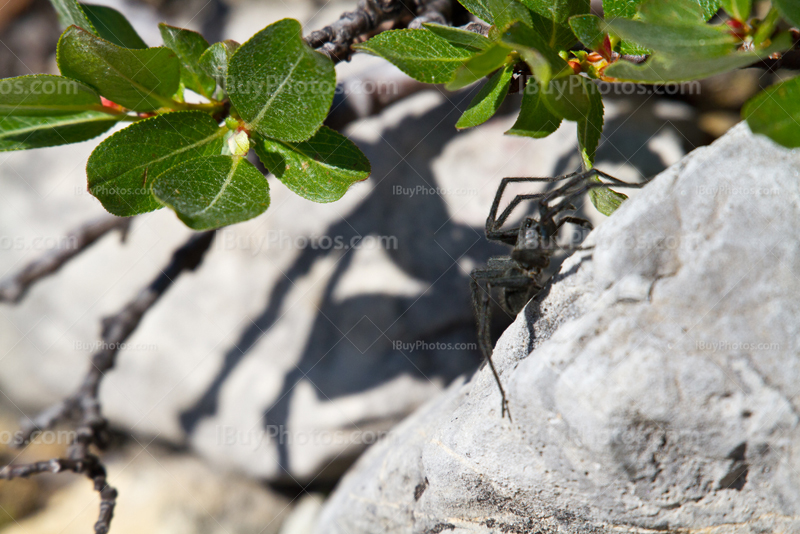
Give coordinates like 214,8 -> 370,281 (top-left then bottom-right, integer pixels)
4,231 -> 215,534
0,215 -> 130,304
306,0 -> 457,62
407,0 -> 452,28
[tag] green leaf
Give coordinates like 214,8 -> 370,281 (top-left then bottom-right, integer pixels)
505,79 -> 562,138
199,40 -> 239,90
542,75 -> 590,122
518,0 -> 590,23
159,24 -> 216,98
602,18 -> 737,58
355,29 -> 476,84
529,9 -> 577,49
743,75 -> 800,148
637,0 -> 705,24
153,155 -> 270,230
0,112 -> 118,151
487,0 -> 533,30
604,33 -> 792,82
603,0 -> 720,55
80,4 -> 147,49
457,0 -> 494,23
720,0 -> 751,21
228,18 -> 335,142
422,23 -> 491,51
254,126 -> 371,203
57,26 -> 180,111
49,0 -> 147,49
49,0 -> 94,32
577,79 -> 603,169
456,64 -> 514,129
569,14 -> 606,51
590,180 -> 627,216
446,44 -> 511,90
774,0 -> 800,28
603,0 -> 719,20
0,74 -> 106,115
87,111 -> 226,216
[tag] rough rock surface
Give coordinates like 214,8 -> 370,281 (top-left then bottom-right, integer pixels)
315,122 -> 800,533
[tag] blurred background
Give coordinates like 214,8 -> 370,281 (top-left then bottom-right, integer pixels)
0,0 -> 786,532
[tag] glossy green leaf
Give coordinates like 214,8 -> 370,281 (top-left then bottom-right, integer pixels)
590,180 -> 628,216
637,0 -> 705,24
487,0 -> 533,30
0,75 -> 106,116
57,26 -> 180,111
87,111 -> 226,216
603,0 -> 719,55
228,18 -> 335,142
743,75 -> 800,148
605,33 -> 791,82
355,29 -> 476,84
153,155 -> 269,230
517,0 -> 589,23
457,0 -> 494,23
422,23 -> 491,51
0,112 -> 118,151
456,64 -> 514,129
446,44 -> 511,90
254,126 -> 371,203
159,24 -> 216,98
569,14 -> 606,51
577,79 -> 602,169
529,9 -> 577,49
720,0 -> 751,21
603,18 -> 737,58
774,0 -> 800,28
199,40 -> 239,90
81,4 -> 147,48
49,0 -> 94,32
603,0 -> 719,20
505,79 -> 562,138
542,75 -> 590,121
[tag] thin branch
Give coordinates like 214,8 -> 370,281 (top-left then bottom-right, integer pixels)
6,231 -> 215,534
0,215 -> 130,304
306,0 -> 457,62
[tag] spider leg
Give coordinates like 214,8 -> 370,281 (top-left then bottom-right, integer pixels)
487,176 -> 578,238
470,267 -> 526,421
557,215 -> 593,231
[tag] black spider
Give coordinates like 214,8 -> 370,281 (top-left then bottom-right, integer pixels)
470,169 -> 644,420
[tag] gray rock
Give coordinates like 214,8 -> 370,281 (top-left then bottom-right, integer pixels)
315,122 -> 800,533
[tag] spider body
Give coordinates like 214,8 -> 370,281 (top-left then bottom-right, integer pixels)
470,169 -> 643,420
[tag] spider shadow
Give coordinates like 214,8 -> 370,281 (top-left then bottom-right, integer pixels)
179,87 -> 515,482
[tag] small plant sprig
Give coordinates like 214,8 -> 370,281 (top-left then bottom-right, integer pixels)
0,0 -> 372,230
355,0 -> 800,213
1,0 -> 797,227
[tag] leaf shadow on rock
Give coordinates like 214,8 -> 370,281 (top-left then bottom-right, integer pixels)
178,86 -> 515,483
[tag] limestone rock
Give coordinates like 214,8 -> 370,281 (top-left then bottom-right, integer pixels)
315,122 -> 800,533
